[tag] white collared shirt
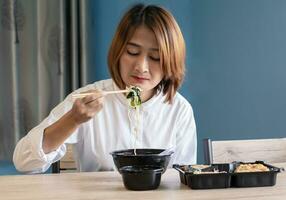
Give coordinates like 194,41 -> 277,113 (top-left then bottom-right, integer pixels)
13,79 -> 197,173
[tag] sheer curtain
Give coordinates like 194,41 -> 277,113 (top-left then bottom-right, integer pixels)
0,0 -> 89,165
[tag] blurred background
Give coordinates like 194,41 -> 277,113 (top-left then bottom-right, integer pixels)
1,0 -> 286,175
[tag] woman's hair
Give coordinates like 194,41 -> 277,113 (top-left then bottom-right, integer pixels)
108,3 -> 186,104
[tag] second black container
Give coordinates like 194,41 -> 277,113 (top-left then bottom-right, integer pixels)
231,161 -> 282,187
120,165 -> 164,191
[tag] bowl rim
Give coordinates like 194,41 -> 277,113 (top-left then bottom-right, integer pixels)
120,165 -> 164,173
110,148 -> 174,157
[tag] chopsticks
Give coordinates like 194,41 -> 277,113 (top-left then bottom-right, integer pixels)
71,89 -> 129,100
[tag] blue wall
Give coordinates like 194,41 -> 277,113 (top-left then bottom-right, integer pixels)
86,0 -> 286,163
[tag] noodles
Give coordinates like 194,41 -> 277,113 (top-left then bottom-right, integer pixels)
127,107 -> 140,155
126,86 -> 142,155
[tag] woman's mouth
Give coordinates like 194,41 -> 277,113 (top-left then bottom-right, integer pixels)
131,75 -> 149,83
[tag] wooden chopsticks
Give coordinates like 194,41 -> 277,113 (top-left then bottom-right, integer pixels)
71,90 -> 129,100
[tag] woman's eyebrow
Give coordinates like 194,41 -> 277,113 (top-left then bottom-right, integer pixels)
127,42 -> 140,47
127,42 -> 159,51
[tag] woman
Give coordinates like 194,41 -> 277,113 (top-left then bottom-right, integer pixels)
13,3 -> 197,173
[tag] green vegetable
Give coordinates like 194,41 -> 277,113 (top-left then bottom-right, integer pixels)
126,86 -> 142,109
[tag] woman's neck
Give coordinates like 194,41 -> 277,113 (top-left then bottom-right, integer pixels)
141,89 -> 156,103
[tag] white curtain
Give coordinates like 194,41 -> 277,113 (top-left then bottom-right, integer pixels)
0,0 -> 88,161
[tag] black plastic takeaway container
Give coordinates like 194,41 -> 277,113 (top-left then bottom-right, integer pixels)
173,163 -> 234,189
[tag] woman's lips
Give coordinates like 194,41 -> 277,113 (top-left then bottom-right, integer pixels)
131,75 -> 149,83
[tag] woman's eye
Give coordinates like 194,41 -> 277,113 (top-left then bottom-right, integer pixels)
150,56 -> 160,62
127,49 -> 139,56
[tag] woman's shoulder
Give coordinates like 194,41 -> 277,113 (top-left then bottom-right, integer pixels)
92,79 -> 114,90
164,92 -> 194,119
172,92 -> 193,110
151,91 -> 194,117
169,92 -> 195,124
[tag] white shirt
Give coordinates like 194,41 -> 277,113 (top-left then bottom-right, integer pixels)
13,79 -> 197,173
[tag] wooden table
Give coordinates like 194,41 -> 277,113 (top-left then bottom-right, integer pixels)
1,163 -> 285,200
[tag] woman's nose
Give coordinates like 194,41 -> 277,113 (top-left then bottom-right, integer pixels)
135,56 -> 149,73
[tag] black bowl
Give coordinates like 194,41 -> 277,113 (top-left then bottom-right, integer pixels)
120,165 -> 163,190
110,148 -> 173,174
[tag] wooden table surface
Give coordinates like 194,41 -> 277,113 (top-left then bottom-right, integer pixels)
1,163 -> 285,200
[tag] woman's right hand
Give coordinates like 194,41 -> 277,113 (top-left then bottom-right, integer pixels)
70,89 -> 104,125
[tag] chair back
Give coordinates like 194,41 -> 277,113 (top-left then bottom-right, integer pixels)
52,144 -> 76,173
203,138 -> 286,164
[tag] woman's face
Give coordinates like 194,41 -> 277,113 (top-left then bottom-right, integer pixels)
119,25 -> 163,102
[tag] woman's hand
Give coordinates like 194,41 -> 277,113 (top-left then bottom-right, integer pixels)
70,89 -> 104,125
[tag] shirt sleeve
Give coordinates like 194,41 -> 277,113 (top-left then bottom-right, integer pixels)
13,95 -> 79,174
173,103 -> 197,165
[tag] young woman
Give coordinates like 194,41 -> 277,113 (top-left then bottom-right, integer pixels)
13,3 -> 197,173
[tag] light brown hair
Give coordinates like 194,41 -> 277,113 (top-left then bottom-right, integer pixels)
108,4 -> 186,103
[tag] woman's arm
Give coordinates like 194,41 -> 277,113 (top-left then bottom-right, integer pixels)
42,110 -> 79,153
42,90 -> 104,153
13,89 -> 104,173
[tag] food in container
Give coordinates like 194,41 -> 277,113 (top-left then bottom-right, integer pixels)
234,163 -> 269,172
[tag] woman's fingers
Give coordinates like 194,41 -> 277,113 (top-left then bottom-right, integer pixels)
70,89 -> 105,124
80,90 -> 103,104
85,96 -> 104,107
